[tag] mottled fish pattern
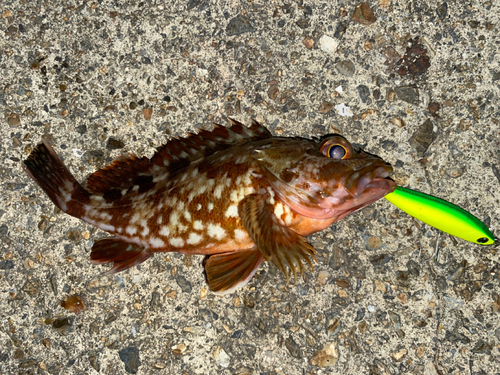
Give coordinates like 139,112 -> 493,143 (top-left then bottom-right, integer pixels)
23,119 -> 395,294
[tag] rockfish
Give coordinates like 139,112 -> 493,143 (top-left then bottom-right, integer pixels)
23,119 -> 395,294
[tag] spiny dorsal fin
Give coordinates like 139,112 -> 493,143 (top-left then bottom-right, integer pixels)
85,119 -> 272,197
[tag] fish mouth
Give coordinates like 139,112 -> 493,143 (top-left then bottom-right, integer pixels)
345,164 -> 395,198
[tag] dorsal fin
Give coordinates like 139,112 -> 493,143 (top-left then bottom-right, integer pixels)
85,119 -> 272,197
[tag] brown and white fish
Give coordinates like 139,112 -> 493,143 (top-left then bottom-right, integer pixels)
23,120 -> 395,294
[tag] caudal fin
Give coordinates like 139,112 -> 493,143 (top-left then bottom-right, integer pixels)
23,139 -> 91,218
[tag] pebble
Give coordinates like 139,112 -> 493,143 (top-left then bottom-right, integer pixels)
352,3 -> 377,25
336,60 -> 355,77
268,85 -> 279,100
318,101 -> 334,113
334,103 -> 353,117
409,118 -> 437,157
106,138 -> 125,150
0,260 -> 14,269
7,113 -> 20,126
52,317 -> 73,336
391,348 -> 407,361
319,35 -> 338,55
302,37 -> 314,49
329,247 -> 346,270
119,347 -> 141,374
60,295 -> 86,314
310,342 -> 338,367
357,85 -> 370,103
317,270 -> 330,286
445,166 -> 463,178
295,18 -> 309,29
143,108 -> 153,120
226,15 -> 255,36
212,346 -> 230,368
284,336 -> 302,359
394,85 -> 419,104
172,343 -> 188,356
364,236 -> 382,250
176,275 -> 192,293
354,306 -> 365,321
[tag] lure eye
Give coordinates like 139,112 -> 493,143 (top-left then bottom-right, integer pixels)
327,144 -> 347,159
477,237 -> 489,244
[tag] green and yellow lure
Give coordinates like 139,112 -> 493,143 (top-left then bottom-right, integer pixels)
385,186 -> 495,245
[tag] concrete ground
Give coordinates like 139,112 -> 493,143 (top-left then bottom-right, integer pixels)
1,0 -> 500,374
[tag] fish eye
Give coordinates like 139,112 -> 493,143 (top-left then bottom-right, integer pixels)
320,136 -> 352,159
327,144 -> 347,159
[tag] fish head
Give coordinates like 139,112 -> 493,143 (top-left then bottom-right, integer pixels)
255,135 -> 396,220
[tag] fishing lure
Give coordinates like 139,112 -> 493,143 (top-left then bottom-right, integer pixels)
385,186 -> 495,245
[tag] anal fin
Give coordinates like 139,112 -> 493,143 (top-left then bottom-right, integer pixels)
203,248 -> 264,295
90,238 -> 152,273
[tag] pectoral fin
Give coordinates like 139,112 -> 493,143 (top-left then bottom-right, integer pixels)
204,248 -> 264,295
238,194 -> 317,284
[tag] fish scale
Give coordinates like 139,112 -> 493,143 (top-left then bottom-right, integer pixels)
23,119 -> 395,294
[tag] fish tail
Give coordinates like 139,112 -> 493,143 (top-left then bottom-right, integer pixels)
23,139 -> 91,218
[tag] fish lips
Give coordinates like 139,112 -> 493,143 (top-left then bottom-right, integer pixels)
345,164 -> 395,198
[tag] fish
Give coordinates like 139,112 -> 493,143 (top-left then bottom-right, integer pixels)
23,119 -> 395,294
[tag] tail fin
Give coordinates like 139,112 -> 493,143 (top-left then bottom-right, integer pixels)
23,139 -> 91,218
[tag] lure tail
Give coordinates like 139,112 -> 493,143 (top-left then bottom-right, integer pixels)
23,140 -> 91,218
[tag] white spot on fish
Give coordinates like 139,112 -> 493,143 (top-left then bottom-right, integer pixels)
234,229 -> 246,241
193,220 -> 204,230
274,203 -> 284,219
99,223 -> 115,232
160,226 -> 170,237
169,237 -> 184,247
191,168 -> 199,178
207,223 -> 226,240
225,205 -> 238,218
169,211 -> 179,228
99,212 -> 113,221
126,226 -> 138,235
157,216 -> 163,225
132,185 -> 140,191
141,226 -> 149,237
90,195 -> 104,201
153,174 -> 167,183
196,204 -> 202,210
177,201 -> 185,211
188,191 -> 196,202
130,213 -> 140,224
117,227 -> 122,233
207,203 -> 214,211
183,210 -> 191,222
186,232 -> 203,245
121,189 -> 128,196
214,183 -> 224,199
284,213 -> 293,226
150,237 -> 165,248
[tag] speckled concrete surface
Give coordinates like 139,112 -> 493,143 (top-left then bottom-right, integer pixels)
1,1 -> 500,374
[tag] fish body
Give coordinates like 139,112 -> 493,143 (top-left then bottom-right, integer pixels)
23,120 -> 395,294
